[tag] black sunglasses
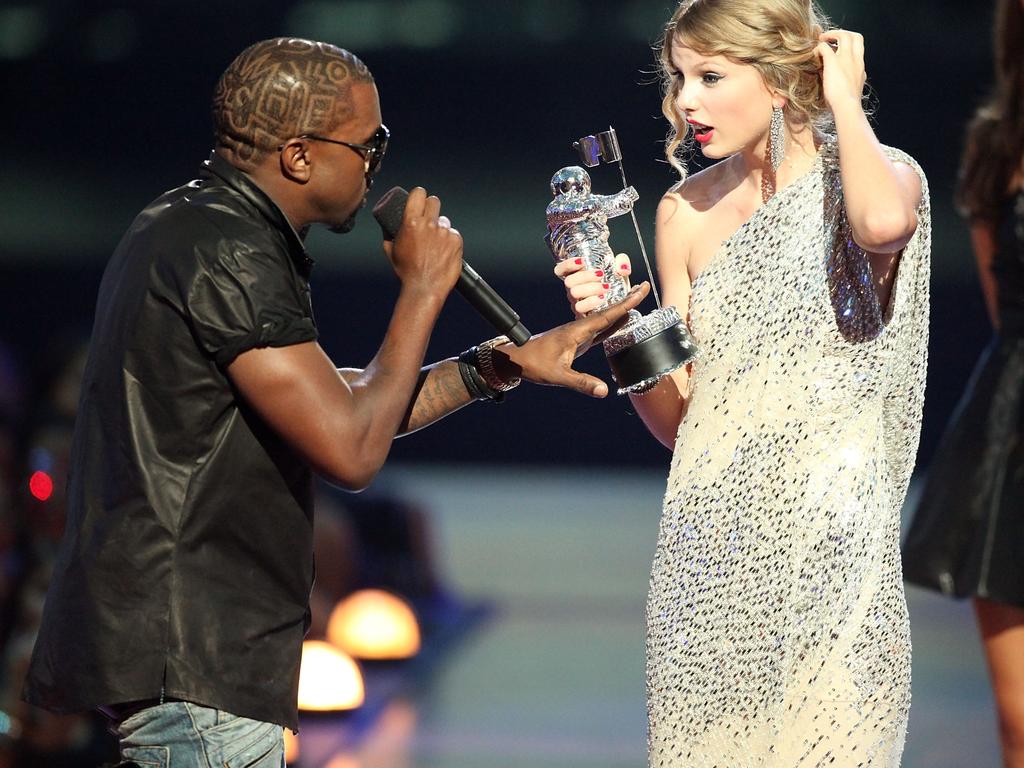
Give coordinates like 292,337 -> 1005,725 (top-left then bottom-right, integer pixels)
282,124 -> 390,180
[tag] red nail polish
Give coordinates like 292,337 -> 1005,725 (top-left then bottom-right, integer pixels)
620,264 -> 630,270
595,270 -> 604,277
574,258 -> 582,265
602,283 -> 610,289
599,293 -> 606,299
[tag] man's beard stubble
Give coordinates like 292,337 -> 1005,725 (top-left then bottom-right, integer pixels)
328,193 -> 368,234
328,212 -> 358,234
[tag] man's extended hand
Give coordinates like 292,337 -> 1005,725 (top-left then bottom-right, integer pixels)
496,281 -> 651,398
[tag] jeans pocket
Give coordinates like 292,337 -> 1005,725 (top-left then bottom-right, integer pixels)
185,702 -> 245,734
216,709 -> 241,728
220,723 -> 283,768
196,714 -> 281,768
118,702 -> 183,738
182,701 -> 218,733
120,745 -> 170,768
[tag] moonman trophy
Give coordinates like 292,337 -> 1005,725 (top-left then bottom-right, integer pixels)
546,127 -> 698,394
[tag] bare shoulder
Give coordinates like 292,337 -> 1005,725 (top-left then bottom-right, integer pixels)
657,162 -> 733,285
659,163 -> 733,260
661,160 -> 724,214
879,144 -> 927,203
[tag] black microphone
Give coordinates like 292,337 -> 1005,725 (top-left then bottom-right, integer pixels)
372,186 -> 532,346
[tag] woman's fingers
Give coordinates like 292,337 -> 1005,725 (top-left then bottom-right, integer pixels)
815,40 -> 836,70
564,271 -> 609,315
555,267 -> 607,317
613,253 -> 632,286
564,268 -> 606,289
554,257 -> 632,316
819,29 -> 864,65
566,274 -> 608,315
567,279 -> 607,302
573,295 -> 607,315
852,32 -> 865,68
555,255 -> 632,281
816,29 -> 866,102
553,258 -> 586,280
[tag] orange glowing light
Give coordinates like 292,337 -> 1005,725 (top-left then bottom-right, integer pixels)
297,641 -> 364,711
29,471 -> 53,501
323,757 -> 361,768
284,728 -> 299,764
327,589 -> 421,660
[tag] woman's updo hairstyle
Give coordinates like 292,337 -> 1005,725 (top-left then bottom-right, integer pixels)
657,0 -> 835,177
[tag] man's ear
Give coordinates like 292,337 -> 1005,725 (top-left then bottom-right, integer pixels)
278,139 -> 312,183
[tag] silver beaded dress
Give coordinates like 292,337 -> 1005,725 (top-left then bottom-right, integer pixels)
646,140 -> 931,767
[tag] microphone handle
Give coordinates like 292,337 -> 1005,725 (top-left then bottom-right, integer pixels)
457,263 -> 532,346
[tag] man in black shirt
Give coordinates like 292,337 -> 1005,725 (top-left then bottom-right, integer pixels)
22,37 -> 647,767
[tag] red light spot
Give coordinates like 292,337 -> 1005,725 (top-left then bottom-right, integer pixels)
29,471 -> 53,501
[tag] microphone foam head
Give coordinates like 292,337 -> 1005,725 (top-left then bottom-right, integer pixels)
371,186 -> 409,241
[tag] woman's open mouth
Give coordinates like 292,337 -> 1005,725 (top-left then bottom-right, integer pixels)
687,119 -> 715,144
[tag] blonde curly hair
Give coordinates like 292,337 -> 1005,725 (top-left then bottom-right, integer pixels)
657,0 -> 835,178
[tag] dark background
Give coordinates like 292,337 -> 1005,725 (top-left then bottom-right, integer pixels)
0,0 -> 996,470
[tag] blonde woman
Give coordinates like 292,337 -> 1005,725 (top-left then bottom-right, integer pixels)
556,1 -> 930,764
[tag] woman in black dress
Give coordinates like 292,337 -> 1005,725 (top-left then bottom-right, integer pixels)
903,1 -> 1024,765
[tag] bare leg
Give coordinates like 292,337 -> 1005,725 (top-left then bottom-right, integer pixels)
975,597 -> 1024,768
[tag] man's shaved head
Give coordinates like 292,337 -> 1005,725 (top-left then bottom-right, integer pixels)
212,38 -> 374,171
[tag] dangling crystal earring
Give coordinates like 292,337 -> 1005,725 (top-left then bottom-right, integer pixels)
769,104 -> 786,173
762,105 -> 787,202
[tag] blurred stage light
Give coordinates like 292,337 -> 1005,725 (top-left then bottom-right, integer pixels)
28,446 -> 53,474
394,0 -> 461,48
327,589 -> 421,660
284,728 -> 299,764
28,470 -> 53,501
522,0 -> 581,42
86,9 -> 138,62
0,7 -> 46,60
297,641 -> 364,711
0,710 -> 21,740
287,0 -> 458,50
621,0 -> 677,42
286,1 -> 388,49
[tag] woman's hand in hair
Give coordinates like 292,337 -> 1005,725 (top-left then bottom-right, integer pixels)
816,29 -> 867,113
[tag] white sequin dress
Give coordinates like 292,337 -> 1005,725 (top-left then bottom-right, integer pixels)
647,141 -> 930,767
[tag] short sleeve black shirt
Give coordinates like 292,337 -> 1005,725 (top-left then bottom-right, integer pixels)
25,153 -> 319,730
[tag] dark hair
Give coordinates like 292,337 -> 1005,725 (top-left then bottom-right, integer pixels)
956,0 -> 1024,218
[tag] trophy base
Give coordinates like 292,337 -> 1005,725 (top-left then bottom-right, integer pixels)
603,306 -> 699,395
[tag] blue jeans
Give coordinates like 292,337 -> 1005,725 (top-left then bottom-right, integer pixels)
114,701 -> 284,768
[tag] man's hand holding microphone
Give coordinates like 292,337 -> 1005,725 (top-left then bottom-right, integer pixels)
376,185 -> 650,399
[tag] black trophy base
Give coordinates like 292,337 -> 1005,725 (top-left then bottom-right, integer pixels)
605,311 -> 698,395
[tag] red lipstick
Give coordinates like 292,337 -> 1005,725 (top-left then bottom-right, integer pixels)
687,118 -> 714,144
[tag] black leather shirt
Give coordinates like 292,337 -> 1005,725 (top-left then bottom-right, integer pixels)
24,153 -> 319,730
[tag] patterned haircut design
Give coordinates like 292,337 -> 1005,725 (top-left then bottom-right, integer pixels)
212,38 -> 374,171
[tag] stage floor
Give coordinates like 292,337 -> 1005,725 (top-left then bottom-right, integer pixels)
297,463 -> 1000,768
